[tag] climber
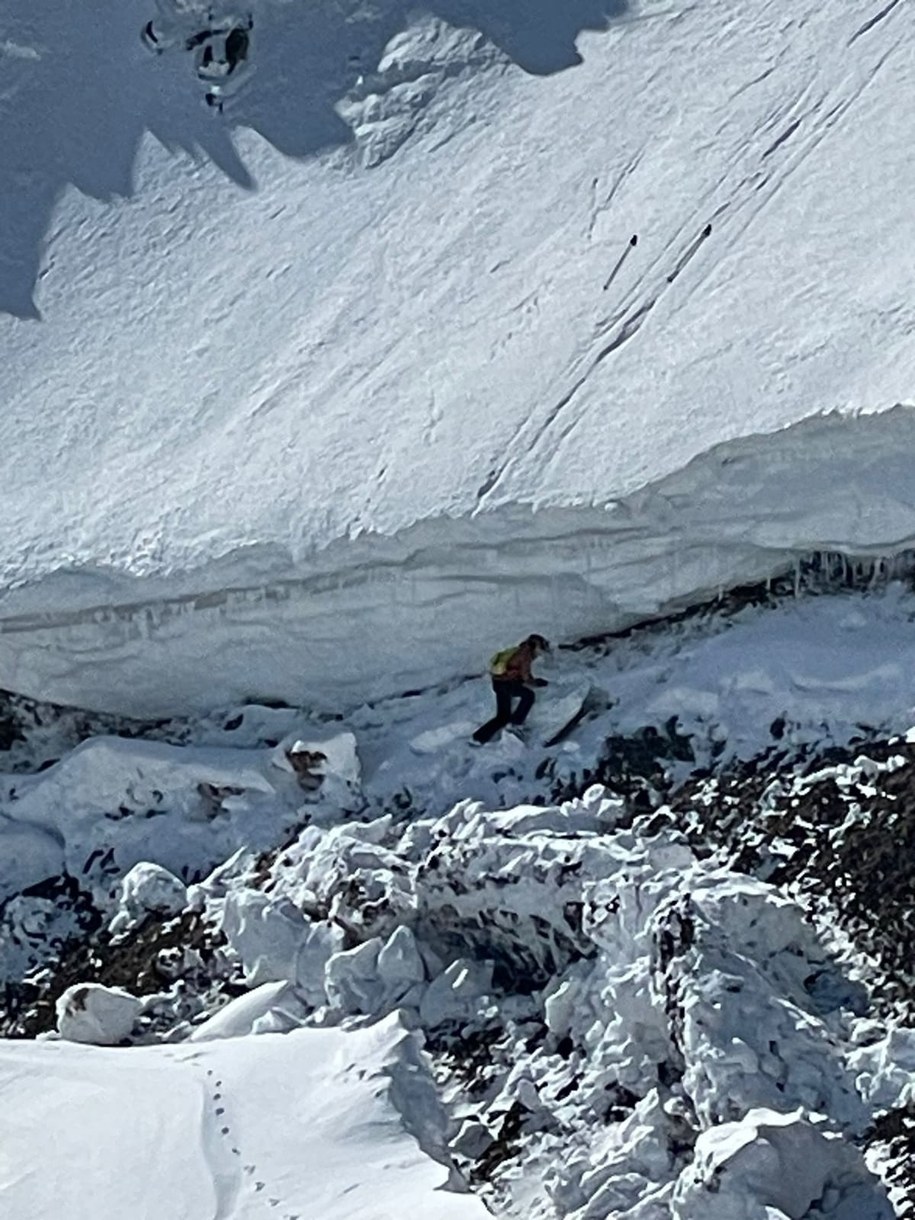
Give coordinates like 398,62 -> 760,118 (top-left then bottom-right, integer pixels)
472,634 -> 550,745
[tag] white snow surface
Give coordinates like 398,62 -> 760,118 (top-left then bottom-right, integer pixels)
0,1018 -> 488,1220
3,0 -> 915,713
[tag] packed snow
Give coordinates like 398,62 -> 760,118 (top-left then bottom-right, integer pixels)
2,0 -> 915,713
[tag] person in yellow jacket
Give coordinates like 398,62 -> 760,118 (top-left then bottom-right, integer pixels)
472,634 -> 550,744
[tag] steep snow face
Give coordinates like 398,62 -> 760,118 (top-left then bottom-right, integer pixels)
2,0 -> 915,713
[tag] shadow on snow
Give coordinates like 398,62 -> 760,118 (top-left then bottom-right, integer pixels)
0,0 -> 627,319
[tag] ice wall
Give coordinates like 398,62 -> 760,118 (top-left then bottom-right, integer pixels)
3,409 -> 915,716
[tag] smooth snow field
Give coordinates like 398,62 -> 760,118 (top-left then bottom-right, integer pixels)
2,0 -> 915,713
0,1021 -> 489,1220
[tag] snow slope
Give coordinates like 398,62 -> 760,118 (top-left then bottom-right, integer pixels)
3,0 -> 915,714
0,1019 -> 488,1220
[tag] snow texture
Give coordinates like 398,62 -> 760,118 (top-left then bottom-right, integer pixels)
0,1019 -> 489,1219
2,0 -> 915,714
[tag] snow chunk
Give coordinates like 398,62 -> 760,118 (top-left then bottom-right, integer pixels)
377,925 -> 427,1004
672,1108 -> 892,1220
420,957 -> 493,1028
294,920 -> 347,1007
1,736 -> 304,909
221,890 -> 308,986
849,1025 -> 915,1111
270,730 -> 363,816
109,861 -> 188,935
325,939 -> 385,1016
56,983 -> 143,1046
190,980 -> 304,1042
337,17 -> 499,167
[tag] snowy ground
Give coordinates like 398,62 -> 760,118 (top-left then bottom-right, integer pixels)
0,1019 -> 488,1220
3,583 -> 915,1219
2,0 -> 915,712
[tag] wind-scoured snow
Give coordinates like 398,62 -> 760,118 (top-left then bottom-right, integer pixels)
2,0 -> 915,713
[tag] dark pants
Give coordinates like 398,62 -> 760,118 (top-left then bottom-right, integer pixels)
473,679 -> 535,744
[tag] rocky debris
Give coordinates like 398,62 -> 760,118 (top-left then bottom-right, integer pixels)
270,730 -> 364,817
5,585 -> 915,1213
0,872 -> 100,996
215,792 -> 891,1217
1,908 -> 230,1040
284,743 -> 328,793
868,1105 -> 915,1220
668,734 -> 915,1006
0,687 -> 174,774
141,2 -> 254,109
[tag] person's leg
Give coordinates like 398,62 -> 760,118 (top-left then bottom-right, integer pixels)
473,680 -> 514,743
510,683 -> 535,725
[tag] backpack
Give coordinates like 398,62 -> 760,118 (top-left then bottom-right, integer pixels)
489,647 -> 518,677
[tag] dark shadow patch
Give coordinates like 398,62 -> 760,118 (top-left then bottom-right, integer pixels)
0,0 -> 628,317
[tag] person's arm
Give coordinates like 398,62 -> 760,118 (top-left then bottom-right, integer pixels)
520,648 -> 548,686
